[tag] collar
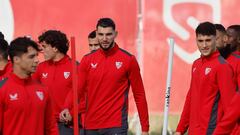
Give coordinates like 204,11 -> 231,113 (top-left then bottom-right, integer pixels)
10,72 -> 31,85
200,51 -> 220,62
100,43 -> 119,56
232,51 -> 240,55
49,55 -> 70,65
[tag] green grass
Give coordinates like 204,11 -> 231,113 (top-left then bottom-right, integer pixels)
128,114 -> 183,135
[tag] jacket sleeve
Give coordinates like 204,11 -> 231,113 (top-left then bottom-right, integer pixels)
213,93 -> 240,135
0,87 -> 4,134
176,89 -> 191,134
217,64 -> 236,112
176,63 -> 196,134
128,56 -> 149,132
64,57 -> 87,111
45,90 -> 59,135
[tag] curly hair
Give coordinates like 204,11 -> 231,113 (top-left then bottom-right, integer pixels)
38,30 -> 69,54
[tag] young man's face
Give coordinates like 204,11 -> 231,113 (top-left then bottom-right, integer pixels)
88,37 -> 100,52
216,30 -> 227,49
196,34 -> 216,57
96,26 -> 117,51
17,46 -> 39,75
227,28 -> 238,50
40,41 -> 56,60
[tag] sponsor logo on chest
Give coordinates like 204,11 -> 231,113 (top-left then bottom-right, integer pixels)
9,93 -> 18,101
42,73 -> 48,78
91,63 -> 98,69
193,67 -> 196,73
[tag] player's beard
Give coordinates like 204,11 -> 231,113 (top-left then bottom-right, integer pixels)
100,41 -> 114,51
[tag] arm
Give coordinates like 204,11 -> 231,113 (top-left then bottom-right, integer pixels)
61,57 -> 87,120
217,64 -> 236,112
128,56 -> 149,132
213,93 -> 240,135
45,91 -> 59,135
176,63 -> 196,134
175,89 -> 191,134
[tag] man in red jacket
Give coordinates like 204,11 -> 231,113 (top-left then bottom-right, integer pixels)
88,30 -> 100,52
174,22 -> 236,135
32,30 -> 79,135
214,24 -> 231,59
0,37 -> 58,135
0,32 -> 12,80
61,18 -> 149,135
213,92 -> 240,135
226,25 -> 240,52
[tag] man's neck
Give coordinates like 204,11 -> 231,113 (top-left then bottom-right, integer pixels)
53,53 -> 65,62
13,66 -> 29,79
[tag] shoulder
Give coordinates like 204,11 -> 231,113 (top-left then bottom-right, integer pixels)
215,56 -> 233,72
0,77 -> 9,88
192,58 -> 201,66
118,48 -> 133,57
38,60 -> 51,68
84,50 -> 98,57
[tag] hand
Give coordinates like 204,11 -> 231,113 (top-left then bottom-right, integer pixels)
142,132 -> 149,135
173,132 -> 181,135
59,108 -> 72,123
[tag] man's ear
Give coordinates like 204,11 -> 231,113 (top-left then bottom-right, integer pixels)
13,56 -> 20,64
237,36 -> 240,44
223,35 -> 228,43
114,31 -> 118,38
53,47 -> 58,53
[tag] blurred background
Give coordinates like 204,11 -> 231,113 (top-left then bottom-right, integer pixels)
1,0 -> 240,134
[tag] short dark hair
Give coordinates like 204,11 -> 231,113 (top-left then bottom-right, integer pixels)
227,25 -> 240,36
88,30 -> 96,39
96,18 -> 115,30
8,37 -> 40,63
38,30 -> 69,54
215,24 -> 226,33
0,32 -> 4,40
0,38 -> 9,60
196,22 -> 216,36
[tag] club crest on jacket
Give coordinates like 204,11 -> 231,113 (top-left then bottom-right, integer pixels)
115,62 -> 122,69
205,67 -> 211,75
36,91 -> 44,101
64,72 -> 70,79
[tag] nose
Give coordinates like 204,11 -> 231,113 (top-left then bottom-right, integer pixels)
103,35 -> 107,41
202,41 -> 207,47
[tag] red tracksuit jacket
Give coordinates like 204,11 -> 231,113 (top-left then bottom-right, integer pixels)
32,55 -> 77,120
0,61 -> 12,80
227,51 -> 240,89
213,92 -> 240,135
65,44 -> 149,131
0,73 -> 58,135
176,51 -> 236,135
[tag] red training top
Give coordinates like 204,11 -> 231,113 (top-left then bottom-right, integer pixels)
65,44 -> 149,131
176,51 -> 236,135
0,73 -> 59,135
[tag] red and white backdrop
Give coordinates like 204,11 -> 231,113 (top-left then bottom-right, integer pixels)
1,0 -> 239,114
